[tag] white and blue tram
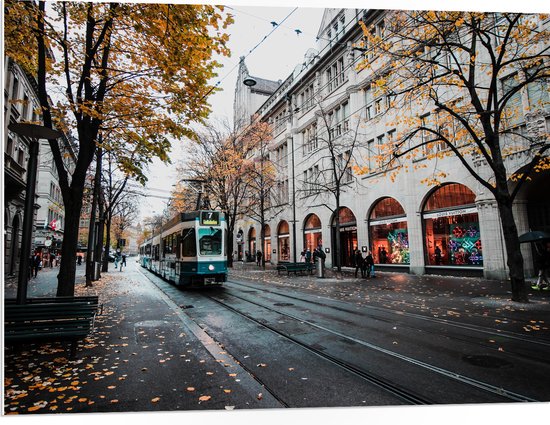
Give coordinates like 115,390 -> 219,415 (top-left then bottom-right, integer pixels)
139,210 -> 227,287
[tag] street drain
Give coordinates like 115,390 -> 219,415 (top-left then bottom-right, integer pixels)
274,302 -> 294,307
462,355 -> 513,369
180,305 -> 194,310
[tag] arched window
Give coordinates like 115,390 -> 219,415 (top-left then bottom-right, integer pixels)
369,197 -> 409,264
278,221 -> 290,261
247,227 -> 256,260
303,214 -> 322,254
263,224 -> 272,262
331,207 -> 357,267
423,183 -> 482,266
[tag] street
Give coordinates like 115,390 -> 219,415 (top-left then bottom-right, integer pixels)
4,260 -> 550,419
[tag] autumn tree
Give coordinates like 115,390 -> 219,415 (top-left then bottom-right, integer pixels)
356,10 -> 549,302
240,120 -> 281,269
175,121 -> 255,267
5,1 -> 231,295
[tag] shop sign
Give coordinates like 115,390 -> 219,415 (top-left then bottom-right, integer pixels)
339,226 -> 357,232
369,216 -> 407,226
423,207 -> 477,220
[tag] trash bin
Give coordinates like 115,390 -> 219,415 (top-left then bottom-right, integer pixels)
316,259 -> 324,278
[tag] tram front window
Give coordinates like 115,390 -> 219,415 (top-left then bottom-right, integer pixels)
198,227 -> 222,256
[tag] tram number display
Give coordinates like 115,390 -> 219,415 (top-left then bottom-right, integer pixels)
201,211 -> 220,226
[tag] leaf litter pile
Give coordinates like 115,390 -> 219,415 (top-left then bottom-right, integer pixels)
4,272 -> 253,414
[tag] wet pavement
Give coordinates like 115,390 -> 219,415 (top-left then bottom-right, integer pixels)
3,260 -> 550,422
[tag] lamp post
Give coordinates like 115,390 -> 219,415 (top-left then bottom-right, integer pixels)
7,123 -> 62,304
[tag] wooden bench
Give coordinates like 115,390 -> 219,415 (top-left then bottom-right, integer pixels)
4,298 -> 101,358
276,262 -> 314,275
5,296 -> 102,312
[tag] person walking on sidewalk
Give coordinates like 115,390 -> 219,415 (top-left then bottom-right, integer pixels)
354,249 -> 364,278
256,250 -> 263,267
364,251 -> 375,278
32,252 -> 41,278
120,253 -> 127,271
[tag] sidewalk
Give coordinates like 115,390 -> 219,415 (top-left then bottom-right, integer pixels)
4,261 -> 279,414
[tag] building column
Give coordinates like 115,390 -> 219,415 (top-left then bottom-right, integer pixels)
476,197 -> 508,280
408,210 -> 425,275
512,199 -> 535,278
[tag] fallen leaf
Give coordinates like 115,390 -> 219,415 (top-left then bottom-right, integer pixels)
186,387 -> 195,392
151,397 -> 160,403
199,395 -> 211,401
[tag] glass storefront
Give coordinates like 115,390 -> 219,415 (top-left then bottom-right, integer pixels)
331,207 -> 357,267
303,214 -> 322,254
278,221 -> 290,261
263,225 -> 271,262
423,184 -> 482,266
369,197 -> 409,264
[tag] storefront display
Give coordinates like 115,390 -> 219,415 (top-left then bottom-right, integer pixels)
278,221 -> 290,261
369,197 -> 409,264
263,225 -> 271,262
304,214 -> 322,253
423,184 -> 482,267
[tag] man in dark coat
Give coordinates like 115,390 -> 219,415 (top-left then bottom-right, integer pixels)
354,249 -> 364,278
363,251 -> 375,278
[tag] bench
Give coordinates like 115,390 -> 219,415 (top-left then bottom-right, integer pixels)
5,296 -> 102,313
276,262 -> 314,275
4,298 -> 101,358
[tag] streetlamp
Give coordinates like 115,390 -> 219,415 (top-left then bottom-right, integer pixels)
7,122 -> 62,304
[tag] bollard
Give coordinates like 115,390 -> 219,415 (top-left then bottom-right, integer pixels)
316,260 -> 324,278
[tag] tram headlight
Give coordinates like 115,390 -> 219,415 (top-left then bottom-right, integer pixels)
208,264 -> 215,271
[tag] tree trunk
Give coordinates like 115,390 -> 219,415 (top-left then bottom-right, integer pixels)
495,195 -> 529,302
56,191 -> 83,296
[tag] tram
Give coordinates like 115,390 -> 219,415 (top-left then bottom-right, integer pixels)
139,210 -> 227,287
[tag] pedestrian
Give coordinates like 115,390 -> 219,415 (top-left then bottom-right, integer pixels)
533,242 -> 550,291
380,247 -> 388,264
354,249 -> 364,278
256,250 -> 263,266
364,251 -> 375,278
114,252 -> 119,269
434,245 -> 442,265
77,254 -> 82,265
305,248 -> 312,264
32,252 -> 41,278
299,250 -> 305,262
121,253 -> 127,270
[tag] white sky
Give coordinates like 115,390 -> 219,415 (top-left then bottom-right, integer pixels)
137,0 -> 548,222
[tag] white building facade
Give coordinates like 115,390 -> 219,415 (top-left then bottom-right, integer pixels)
233,9 -> 550,280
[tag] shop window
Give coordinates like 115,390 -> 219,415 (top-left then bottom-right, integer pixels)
423,184 -> 481,266
304,214 -> 322,253
263,224 -> 271,261
278,220 -> 290,261
369,197 -> 409,264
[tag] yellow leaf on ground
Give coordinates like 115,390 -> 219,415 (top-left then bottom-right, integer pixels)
186,387 -> 195,392
151,397 -> 160,403
199,395 -> 211,401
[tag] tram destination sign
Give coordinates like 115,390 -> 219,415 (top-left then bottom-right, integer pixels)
201,211 -> 220,226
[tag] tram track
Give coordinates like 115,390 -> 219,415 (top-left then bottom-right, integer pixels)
226,280 -> 550,358
139,267 -> 546,405
207,287 -> 540,403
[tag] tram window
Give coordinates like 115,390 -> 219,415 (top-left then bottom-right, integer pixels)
198,227 -> 222,256
181,228 -> 197,257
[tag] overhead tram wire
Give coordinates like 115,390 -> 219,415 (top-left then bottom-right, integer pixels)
195,7 -> 299,107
